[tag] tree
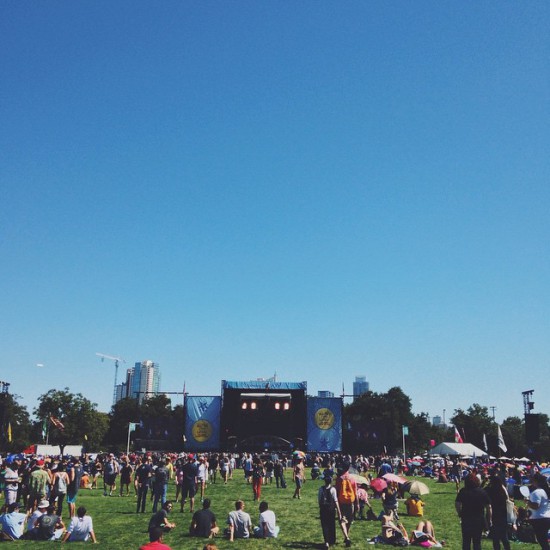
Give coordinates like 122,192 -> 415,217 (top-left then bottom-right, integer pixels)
34,388 -> 108,453
344,387 -> 418,454
501,416 -> 527,458
0,392 -> 32,451
450,404 -> 494,451
105,398 -> 141,449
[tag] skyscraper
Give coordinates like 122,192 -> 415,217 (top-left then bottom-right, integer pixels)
353,376 -> 369,400
115,360 -> 161,404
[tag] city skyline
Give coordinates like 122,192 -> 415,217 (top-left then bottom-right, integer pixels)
2,3 -> 549,425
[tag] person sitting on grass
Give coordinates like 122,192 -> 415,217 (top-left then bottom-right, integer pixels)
0,502 -> 27,541
373,510 -> 409,546
226,500 -> 252,541
139,526 -> 172,550
148,501 -> 176,536
61,506 -> 97,543
409,520 -> 443,547
253,501 -> 280,538
406,494 -> 425,517
35,503 -> 65,541
190,498 -> 220,538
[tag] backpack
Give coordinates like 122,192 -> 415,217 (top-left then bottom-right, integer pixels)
155,468 -> 168,486
55,474 -> 67,494
320,486 -> 336,511
338,477 -> 355,504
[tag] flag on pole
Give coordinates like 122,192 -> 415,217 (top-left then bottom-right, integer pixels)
50,415 -> 65,431
402,426 -> 409,436
7,422 -> 12,443
483,433 -> 488,451
129,422 -> 138,432
497,425 -> 507,453
42,420 -> 47,440
454,426 -> 463,443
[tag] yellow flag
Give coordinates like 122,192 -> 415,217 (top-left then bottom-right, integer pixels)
7,422 -> 12,443
84,434 -> 88,441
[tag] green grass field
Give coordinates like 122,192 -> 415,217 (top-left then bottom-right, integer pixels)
12,471 -> 542,549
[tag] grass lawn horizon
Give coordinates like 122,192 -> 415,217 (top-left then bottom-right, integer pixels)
11,470 -> 542,549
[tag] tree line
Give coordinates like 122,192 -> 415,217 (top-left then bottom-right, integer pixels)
1,386 -> 549,458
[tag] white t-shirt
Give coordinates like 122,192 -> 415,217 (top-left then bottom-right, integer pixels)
259,509 -> 278,538
529,488 -> 550,520
67,515 -> 94,541
198,463 -> 208,481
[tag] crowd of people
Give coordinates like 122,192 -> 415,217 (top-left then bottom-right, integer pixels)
1,450 -> 550,549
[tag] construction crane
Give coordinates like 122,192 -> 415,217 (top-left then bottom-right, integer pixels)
96,353 -> 126,405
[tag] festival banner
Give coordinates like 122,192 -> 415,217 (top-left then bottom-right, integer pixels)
306,397 -> 342,452
185,396 -> 221,451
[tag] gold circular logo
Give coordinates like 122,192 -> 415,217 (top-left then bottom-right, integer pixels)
315,408 -> 335,430
192,420 -> 212,442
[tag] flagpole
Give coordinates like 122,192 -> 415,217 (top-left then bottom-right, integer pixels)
402,426 -> 406,462
126,423 -> 132,455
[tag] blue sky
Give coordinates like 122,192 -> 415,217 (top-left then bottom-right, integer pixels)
1,2 -> 549,426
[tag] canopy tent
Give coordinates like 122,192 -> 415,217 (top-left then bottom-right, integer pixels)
429,442 -> 487,457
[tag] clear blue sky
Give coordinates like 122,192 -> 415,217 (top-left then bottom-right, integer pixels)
1,2 -> 549,426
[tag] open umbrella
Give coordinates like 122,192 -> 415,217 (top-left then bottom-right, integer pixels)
405,480 -> 430,495
382,473 -> 407,484
293,450 -> 306,458
370,478 -> 388,492
348,473 -> 370,486
539,468 -> 550,477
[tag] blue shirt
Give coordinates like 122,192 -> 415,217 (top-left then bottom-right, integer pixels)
0,512 -> 27,539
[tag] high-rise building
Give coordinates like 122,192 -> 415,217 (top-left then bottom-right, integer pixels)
353,376 -> 369,400
318,390 -> 335,398
115,360 -> 161,404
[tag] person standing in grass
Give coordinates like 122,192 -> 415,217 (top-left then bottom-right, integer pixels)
292,457 -> 305,499
103,454 -> 119,496
181,454 -> 199,514
455,473 -> 492,550
27,459 -> 50,513
152,459 -> 169,513
119,457 -> 133,497
335,462 -> 356,547
526,472 -> 550,550
136,456 -> 153,514
251,456 -> 265,502
318,474 -> 343,549
67,457 -> 83,519
485,475 -> 511,550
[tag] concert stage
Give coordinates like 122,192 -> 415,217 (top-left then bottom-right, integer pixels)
184,379 -> 342,453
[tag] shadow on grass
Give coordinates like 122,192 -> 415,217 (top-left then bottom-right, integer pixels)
282,542 -> 323,549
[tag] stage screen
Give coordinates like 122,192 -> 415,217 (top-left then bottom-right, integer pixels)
307,396 -> 343,452
184,396 -> 221,451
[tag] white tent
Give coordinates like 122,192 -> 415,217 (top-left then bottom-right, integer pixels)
429,442 -> 487,457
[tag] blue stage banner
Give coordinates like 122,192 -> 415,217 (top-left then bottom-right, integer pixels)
185,396 -> 221,451
307,397 -> 343,452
